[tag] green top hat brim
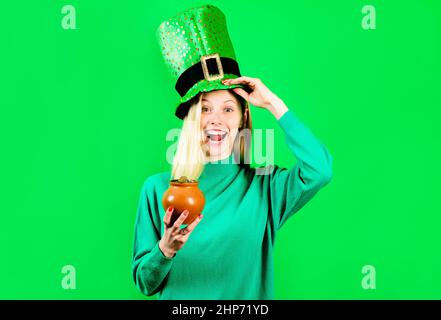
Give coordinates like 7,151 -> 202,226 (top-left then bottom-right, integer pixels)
175,73 -> 248,119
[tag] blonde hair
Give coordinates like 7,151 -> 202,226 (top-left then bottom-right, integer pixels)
171,90 -> 252,181
171,94 -> 206,180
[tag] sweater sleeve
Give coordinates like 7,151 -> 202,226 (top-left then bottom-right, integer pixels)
266,109 -> 333,231
131,177 -> 174,297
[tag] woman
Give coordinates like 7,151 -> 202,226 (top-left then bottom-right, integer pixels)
132,5 -> 333,300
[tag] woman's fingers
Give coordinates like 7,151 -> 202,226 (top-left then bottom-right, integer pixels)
232,87 -> 250,101
183,214 -> 204,235
223,76 -> 256,85
163,206 -> 174,228
171,210 -> 189,233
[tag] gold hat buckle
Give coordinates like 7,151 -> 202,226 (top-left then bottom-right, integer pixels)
200,53 -> 224,81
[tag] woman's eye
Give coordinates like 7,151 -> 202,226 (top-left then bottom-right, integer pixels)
202,107 -> 210,112
225,107 -> 233,112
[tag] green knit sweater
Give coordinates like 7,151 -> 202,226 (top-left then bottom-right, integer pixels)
132,110 -> 333,300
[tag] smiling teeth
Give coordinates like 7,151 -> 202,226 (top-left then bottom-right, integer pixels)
205,130 -> 227,135
205,130 -> 227,142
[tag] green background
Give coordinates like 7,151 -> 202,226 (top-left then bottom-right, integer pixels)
1,0 -> 440,299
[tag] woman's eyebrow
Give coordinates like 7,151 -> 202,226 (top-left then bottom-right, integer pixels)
201,99 -> 235,103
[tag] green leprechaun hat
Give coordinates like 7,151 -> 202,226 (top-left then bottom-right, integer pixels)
157,4 -> 249,120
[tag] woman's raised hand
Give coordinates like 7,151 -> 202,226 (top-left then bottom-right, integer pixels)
222,76 -> 288,120
222,76 -> 281,109
158,206 -> 204,259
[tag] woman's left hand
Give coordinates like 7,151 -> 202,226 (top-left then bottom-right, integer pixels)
222,76 -> 288,120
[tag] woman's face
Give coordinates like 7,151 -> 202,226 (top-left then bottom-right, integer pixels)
200,90 -> 246,161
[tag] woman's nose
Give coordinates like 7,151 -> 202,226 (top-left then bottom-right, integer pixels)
210,118 -> 222,125
208,113 -> 223,125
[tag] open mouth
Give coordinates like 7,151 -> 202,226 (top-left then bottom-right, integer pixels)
205,130 -> 228,143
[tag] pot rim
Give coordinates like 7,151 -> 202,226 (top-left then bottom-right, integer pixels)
169,181 -> 199,186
